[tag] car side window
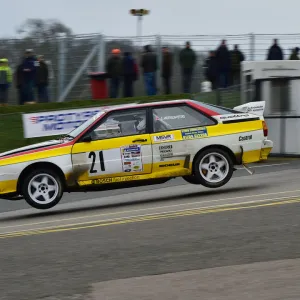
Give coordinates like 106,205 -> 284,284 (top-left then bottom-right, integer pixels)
90,109 -> 147,140
152,105 -> 215,132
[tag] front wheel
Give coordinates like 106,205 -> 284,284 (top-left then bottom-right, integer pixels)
22,169 -> 64,209
193,148 -> 234,188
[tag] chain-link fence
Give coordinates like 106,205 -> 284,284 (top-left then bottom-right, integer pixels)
1,32 -> 300,104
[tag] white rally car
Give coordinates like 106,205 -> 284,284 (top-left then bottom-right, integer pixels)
0,100 -> 272,209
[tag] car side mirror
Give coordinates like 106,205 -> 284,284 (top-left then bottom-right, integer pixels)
82,135 -> 92,143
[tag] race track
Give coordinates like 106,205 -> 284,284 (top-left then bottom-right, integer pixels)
0,158 -> 300,299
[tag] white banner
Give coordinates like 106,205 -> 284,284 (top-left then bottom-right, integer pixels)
22,103 -> 137,138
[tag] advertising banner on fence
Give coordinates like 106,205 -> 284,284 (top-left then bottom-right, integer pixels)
22,103 -> 137,138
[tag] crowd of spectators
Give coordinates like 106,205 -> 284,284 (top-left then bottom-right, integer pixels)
105,38 -> 300,98
105,42 -> 197,98
0,39 -> 298,105
0,49 -> 49,105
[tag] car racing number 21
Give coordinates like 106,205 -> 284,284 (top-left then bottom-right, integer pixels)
88,151 -> 105,174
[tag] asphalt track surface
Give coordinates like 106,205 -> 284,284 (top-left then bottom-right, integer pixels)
1,158 -> 300,299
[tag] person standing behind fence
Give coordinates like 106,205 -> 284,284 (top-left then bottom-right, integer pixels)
161,47 -> 173,94
21,49 -> 39,104
179,41 -> 196,93
267,39 -> 284,60
0,58 -> 12,106
105,48 -> 123,98
215,40 -> 231,89
122,51 -> 137,98
14,61 -> 25,105
230,45 -> 245,86
36,55 -> 49,102
140,45 -> 157,96
289,47 -> 299,60
204,51 -> 218,90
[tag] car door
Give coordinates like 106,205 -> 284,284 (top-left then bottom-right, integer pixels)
71,107 -> 152,185
150,104 -> 216,175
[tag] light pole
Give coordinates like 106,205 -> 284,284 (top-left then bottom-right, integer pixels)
129,9 -> 150,49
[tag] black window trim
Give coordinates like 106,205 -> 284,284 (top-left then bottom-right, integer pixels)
149,103 -> 217,134
77,107 -> 151,143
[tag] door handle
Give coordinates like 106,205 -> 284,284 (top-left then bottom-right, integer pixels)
132,138 -> 147,143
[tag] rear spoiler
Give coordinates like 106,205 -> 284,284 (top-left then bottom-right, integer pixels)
233,101 -> 265,116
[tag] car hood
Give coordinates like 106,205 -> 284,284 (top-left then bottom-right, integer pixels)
0,139 -> 66,158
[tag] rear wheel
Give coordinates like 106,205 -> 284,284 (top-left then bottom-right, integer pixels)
192,148 -> 234,188
21,169 -> 64,209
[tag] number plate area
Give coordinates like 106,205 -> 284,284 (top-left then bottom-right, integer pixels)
86,148 -> 122,176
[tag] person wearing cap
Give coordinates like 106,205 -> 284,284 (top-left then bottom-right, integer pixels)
21,49 -> 39,104
105,48 -> 123,98
0,58 -> 12,106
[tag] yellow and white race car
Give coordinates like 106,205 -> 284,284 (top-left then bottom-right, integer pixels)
0,99 -> 273,209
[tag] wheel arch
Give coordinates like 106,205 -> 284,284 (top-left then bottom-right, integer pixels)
191,144 -> 238,175
17,161 -> 66,194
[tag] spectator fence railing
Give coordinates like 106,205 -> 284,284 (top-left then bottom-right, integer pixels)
1,33 -> 300,104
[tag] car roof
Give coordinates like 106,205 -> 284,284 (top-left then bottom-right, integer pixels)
103,99 -> 190,112
102,99 -> 220,116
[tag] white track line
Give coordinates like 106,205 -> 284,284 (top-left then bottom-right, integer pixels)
0,194 -> 299,236
1,188 -> 300,230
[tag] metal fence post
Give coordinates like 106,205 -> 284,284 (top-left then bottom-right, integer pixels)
58,41 -> 99,102
97,34 -> 105,71
57,33 -> 67,100
249,32 -> 255,61
156,34 -> 162,93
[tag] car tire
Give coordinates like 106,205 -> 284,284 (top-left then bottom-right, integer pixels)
193,148 -> 234,188
22,168 -> 64,209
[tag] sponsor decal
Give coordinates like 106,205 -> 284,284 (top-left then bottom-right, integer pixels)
159,163 -> 180,167
239,135 -> 252,141
153,134 -> 174,142
245,105 -> 264,113
92,177 -> 113,184
158,144 -> 173,158
156,115 -> 186,120
159,145 -> 172,150
219,113 -> 250,120
85,175 -> 140,185
120,144 -> 143,172
181,127 -> 208,140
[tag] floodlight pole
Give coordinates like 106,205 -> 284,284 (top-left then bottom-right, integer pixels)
130,9 -> 150,50
137,14 -> 142,48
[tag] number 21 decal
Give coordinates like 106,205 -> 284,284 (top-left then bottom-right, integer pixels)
88,151 -> 105,173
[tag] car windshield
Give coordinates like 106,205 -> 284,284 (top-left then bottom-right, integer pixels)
67,111 -> 106,138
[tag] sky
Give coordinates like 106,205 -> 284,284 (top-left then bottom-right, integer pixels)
1,0 -> 300,60
1,0 -> 300,38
